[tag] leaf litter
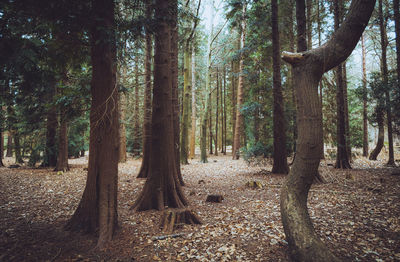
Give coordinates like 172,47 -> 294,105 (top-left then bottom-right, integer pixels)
0,155 -> 399,261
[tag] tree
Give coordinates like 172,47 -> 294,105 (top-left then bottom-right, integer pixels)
280,0 -> 375,260
65,0 -> 119,247
334,0 -> 351,169
361,34 -> 369,157
132,0 -> 188,210
42,83 -> 57,167
137,0 -> 153,178
232,2 -> 247,160
271,0 -> 289,174
395,0 -> 400,95
189,50 -> 196,159
378,0 -> 395,166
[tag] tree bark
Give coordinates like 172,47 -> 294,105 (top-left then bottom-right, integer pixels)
232,3 -> 247,160
271,0 -> 289,174
54,115 -> 69,172
65,0 -> 119,248
132,46 -> 141,156
215,67 -> 219,156
296,0 -> 307,52
133,0 -> 188,211
42,86 -> 57,167
306,0 -> 312,50
118,67 -> 127,163
334,0 -> 351,169
369,108 -> 384,160
189,50 -> 196,159
14,131 -> 23,164
343,64 -> 351,162
223,66 -> 227,155
137,1 -> 153,178
395,0 -> 400,96
180,47 -> 191,164
280,0 -> 375,260
171,1 -> 184,185
361,34 -> 369,157
378,0 -> 395,166
6,132 -> 12,157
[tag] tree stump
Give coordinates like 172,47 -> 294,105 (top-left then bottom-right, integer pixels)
160,209 -> 201,233
206,195 -> 224,203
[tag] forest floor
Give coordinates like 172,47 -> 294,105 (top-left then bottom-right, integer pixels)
1,153 -> 400,262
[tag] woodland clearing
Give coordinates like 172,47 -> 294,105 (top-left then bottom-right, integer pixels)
0,154 -> 400,261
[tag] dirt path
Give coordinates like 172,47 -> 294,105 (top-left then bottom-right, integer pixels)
0,155 -> 399,261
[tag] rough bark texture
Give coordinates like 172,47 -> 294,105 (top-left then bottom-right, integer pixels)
361,34 -> 368,157
334,0 -> 351,169
296,0 -> 307,52
137,3 -> 153,178
65,0 -> 119,248
369,108 -> 384,160
54,116 -> 69,172
271,0 -> 289,174
132,0 -> 188,211
378,0 -> 395,166
170,1 -> 184,186
306,0 -> 312,50
232,4 -> 247,160
280,0 -> 375,260
132,48 -> 141,156
343,64 -> 351,162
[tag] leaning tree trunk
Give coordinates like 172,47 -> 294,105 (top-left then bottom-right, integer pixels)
65,0 -> 119,248
137,4 -> 153,178
271,0 -> 289,174
132,0 -> 188,211
54,115 -> 69,172
369,108 -> 384,160
281,0 -> 375,260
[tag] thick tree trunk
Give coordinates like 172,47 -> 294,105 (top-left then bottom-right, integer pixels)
361,34 -> 369,157
189,50 -> 196,159
271,0 -> 289,174
378,0 -> 395,166
306,0 -> 312,50
133,0 -> 188,211
232,4 -> 247,160
369,108 -> 384,160
137,2 -> 153,178
65,0 -> 118,248
54,116 -> 69,172
281,0 -> 375,260
171,2 -> 184,185
296,0 -> 307,52
334,0 -> 351,169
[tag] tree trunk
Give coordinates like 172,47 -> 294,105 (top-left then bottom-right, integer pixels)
118,68 -> 127,163
369,108 -> 384,160
223,66 -> 227,155
334,0 -> 351,169
137,1 -> 153,178
231,59 -> 237,152
378,0 -> 395,166
189,50 -> 196,159
395,0 -> 400,96
133,47 -> 141,156
180,47 -> 191,164
281,0 -> 375,260
306,0 -> 312,50
14,131 -> 23,164
361,34 -> 368,157
171,2 -> 184,185
42,87 -> 57,167
6,132 -> 12,157
65,0 -> 119,248
133,0 -> 188,211
343,63 -> 351,162
296,0 -> 307,52
271,0 -> 289,174
54,116 -> 69,172
232,3 -> 247,160
215,68 -> 219,156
